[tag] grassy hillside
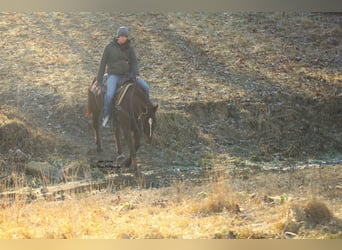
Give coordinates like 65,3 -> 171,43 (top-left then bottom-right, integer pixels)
0,12 -> 341,238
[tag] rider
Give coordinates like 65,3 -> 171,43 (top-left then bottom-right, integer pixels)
96,26 -> 150,128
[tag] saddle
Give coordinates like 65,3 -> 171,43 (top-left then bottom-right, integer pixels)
115,80 -> 135,106
90,74 -> 137,107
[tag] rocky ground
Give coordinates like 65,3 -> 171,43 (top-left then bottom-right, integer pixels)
0,12 -> 341,238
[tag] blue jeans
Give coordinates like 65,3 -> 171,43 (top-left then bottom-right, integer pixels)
103,74 -> 150,119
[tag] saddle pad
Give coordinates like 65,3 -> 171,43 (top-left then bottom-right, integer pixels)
90,82 -> 103,96
90,73 -> 108,96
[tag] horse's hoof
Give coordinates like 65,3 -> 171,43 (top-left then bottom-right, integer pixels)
134,169 -> 142,178
124,158 -> 132,167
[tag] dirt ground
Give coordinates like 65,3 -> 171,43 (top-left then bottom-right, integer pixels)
0,12 -> 341,238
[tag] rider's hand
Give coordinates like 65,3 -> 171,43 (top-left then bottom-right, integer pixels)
130,75 -> 138,81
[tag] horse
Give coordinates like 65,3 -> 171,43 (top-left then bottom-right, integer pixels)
86,77 -> 158,175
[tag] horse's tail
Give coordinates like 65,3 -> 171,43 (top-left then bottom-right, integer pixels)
85,77 -> 97,117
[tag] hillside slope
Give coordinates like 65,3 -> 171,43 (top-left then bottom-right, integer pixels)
1,12 -> 341,162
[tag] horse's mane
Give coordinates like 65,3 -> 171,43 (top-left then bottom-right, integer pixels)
133,82 -> 152,107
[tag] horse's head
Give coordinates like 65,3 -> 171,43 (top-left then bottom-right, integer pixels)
138,104 -> 158,144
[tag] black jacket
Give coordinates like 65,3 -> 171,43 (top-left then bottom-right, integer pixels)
97,39 -> 139,83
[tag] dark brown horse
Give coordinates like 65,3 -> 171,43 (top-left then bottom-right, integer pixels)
86,77 -> 158,175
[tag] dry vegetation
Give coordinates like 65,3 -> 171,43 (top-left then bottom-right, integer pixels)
0,12 -> 341,239
0,173 -> 341,239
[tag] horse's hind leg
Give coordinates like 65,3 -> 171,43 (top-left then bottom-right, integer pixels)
93,112 -> 102,152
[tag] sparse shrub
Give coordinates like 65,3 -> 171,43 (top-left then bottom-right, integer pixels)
290,199 -> 333,229
304,199 -> 333,225
191,181 -> 238,215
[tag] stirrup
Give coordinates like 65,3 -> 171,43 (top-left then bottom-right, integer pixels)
102,115 -> 109,128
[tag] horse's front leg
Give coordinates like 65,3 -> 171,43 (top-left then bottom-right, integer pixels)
134,129 -> 141,152
114,123 -> 124,162
131,130 -> 141,177
121,129 -> 133,168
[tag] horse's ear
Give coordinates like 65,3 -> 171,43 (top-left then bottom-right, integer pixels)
152,104 -> 158,113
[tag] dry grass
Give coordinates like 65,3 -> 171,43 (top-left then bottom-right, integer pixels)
0,166 -> 341,239
0,181 -> 237,239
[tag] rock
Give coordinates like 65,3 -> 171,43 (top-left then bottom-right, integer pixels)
61,161 -> 92,181
13,149 -> 31,161
284,232 -> 297,239
25,161 -> 63,183
264,195 -> 275,203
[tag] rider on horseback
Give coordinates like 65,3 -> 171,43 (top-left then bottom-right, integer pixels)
96,26 -> 150,128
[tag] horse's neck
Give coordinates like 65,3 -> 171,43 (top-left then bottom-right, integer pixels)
135,87 -> 151,107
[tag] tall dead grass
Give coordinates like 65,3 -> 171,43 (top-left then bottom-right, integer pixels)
0,164 -> 341,239
0,172 -> 237,239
